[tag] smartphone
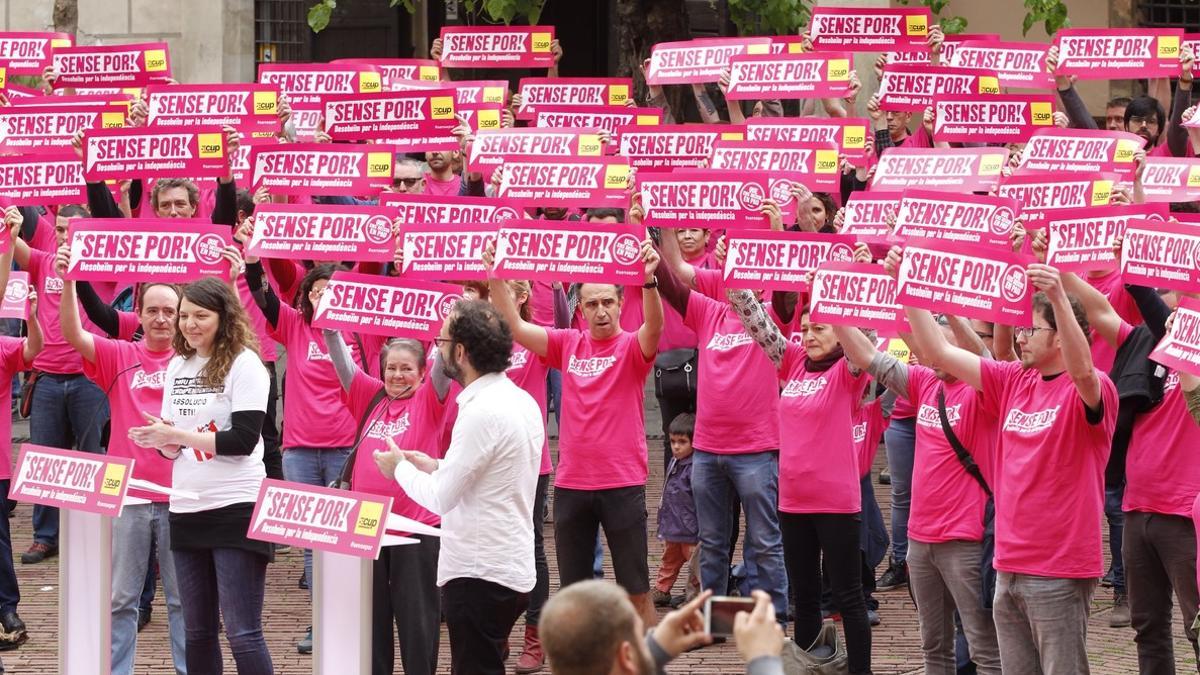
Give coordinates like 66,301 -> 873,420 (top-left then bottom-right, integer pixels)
703,596 -> 755,637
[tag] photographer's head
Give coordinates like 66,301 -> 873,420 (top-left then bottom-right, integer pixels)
540,581 -> 654,675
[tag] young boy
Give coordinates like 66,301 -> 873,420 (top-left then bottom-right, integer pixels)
652,413 -> 701,607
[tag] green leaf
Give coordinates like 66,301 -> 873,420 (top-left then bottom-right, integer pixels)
307,0 -> 334,33
940,16 -> 967,35
1022,12 -> 1036,36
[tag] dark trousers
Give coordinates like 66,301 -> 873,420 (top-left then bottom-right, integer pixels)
780,511 -> 872,675
262,362 -> 283,480
1124,510 -> 1200,673
442,577 -> 529,675
173,547 -> 273,675
372,535 -> 441,675
0,480 -> 18,613
525,473 -> 551,627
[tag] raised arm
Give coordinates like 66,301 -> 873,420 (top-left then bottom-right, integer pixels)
243,260 -> 281,328
727,288 -> 786,369
1166,48 -> 1194,158
323,328 -> 356,392
1030,264 -> 1102,410
484,244 -> 549,357
904,306 -> 983,391
637,240 -> 664,361
947,315 -> 990,358
23,293 -> 42,364
1060,271 -> 1123,349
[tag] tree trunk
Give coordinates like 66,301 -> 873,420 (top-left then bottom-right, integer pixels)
615,0 -> 697,122
53,0 -> 78,34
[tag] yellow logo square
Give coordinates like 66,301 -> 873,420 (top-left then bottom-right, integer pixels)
253,91 -> 277,115
144,50 -> 167,72
842,125 -> 866,149
814,149 -> 840,173
123,88 -> 142,97
100,463 -> 126,496
905,15 -> 929,37
608,85 -> 629,106
476,109 -> 501,129
1114,139 -> 1140,163
358,72 -> 382,92
483,87 -> 505,104
1030,102 -> 1054,125
720,131 -> 745,141
0,68 -> 7,91
978,76 -> 1000,95
367,152 -> 393,178
50,38 -> 72,49
531,32 -> 553,52
827,59 -> 850,81
979,153 -> 1004,175
197,133 -> 224,158
1157,36 -> 1180,60
886,338 -> 910,363
354,501 -> 384,537
788,42 -> 805,54
636,115 -> 660,125
429,96 -> 455,119
578,134 -> 603,156
100,112 -> 125,128
604,164 -> 630,189
747,43 -> 770,55
418,66 -> 440,82
1090,180 -> 1114,206
1188,165 -> 1200,188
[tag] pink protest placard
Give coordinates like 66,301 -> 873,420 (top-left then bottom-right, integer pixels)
1019,128 -> 1143,180
618,124 -> 744,172
516,78 -> 631,120
997,172 -> 1116,229
439,26 -> 555,69
933,93 -> 1056,144
9,93 -> 133,108
249,143 -> 396,197
313,271 -> 461,339
257,63 -> 382,109
470,127 -> 605,179
1054,28 -> 1183,80
896,238 -> 1034,325
0,32 -> 72,75
0,271 -> 29,320
886,34 -> 1000,67
1121,219 -> 1200,293
248,203 -> 395,262
639,169 -> 798,229
396,223 -> 497,281
493,220 -> 646,286
228,131 -> 278,185
947,40 -> 1054,89
809,262 -> 903,332
646,37 -> 773,85
807,6 -> 932,52
870,147 -> 1009,193
725,52 -> 853,100
1044,204 -> 1168,272
745,117 -> 870,165
10,444 -> 133,517
323,87 -> 457,148
723,230 -> 856,291
66,219 -> 232,282
145,83 -> 280,131
82,126 -> 230,182
534,106 -> 662,145
457,102 -> 505,134
3,83 -> 42,100
332,58 -> 440,87
1185,34 -> 1200,59
445,79 -> 508,106
247,479 -> 392,559
383,193 -> 521,224
1150,296 -> 1200,378
51,42 -> 170,88
496,155 -> 631,208
0,104 -> 126,153
0,153 -> 87,205
842,192 -> 902,244
1140,157 -> 1200,203
877,65 -> 1000,111
893,191 -> 1019,249
708,140 -> 841,193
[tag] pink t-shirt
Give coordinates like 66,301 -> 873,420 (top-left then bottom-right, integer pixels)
1193,493 -> 1200,593
507,343 -> 552,475
83,339 -> 175,501
0,338 -> 28,480
684,291 -> 779,453
28,248 -> 102,374
543,328 -> 654,489
271,304 -> 357,449
529,281 -> 558,328
979,358 -> 1117,578
423,172 -> 462,196
343,370 -> 445,524
1085,270 -> 1142,372
778,349 -> 866,514
1148,140 -> 1175,158
907,367 -> 996,544
1125,370 -> 1200,516
853,397 -> 886,479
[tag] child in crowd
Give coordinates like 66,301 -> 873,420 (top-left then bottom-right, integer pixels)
653,413 -> 701,607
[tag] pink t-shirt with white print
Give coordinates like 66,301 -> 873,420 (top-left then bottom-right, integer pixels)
979,358 -> 1117,579
543,328 -> 653,490
28,248 -> 102,374
271,304 -> 357,449
853,397 -> 886,479
507,343 -> 552,475
1125,369 -> 1200,517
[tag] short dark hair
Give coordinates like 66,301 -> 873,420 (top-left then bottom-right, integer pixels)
668,413 -> 695,439
447,300 -> 513,375
1106,96 -> 1132,109
298,263 -> 337,324
1032,292 -> 1091,346
236,189 -> 255,218
58,204 -> 89,219
584,207 -> 624,222
1124,96 -> 1165,128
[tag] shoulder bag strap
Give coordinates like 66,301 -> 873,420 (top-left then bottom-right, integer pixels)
938,387 -> 992,498
333,387 -> 390,489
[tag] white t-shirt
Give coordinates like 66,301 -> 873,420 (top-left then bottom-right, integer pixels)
161,349 -> 269,514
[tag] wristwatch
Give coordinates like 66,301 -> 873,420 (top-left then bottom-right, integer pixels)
642,280 -> 659,290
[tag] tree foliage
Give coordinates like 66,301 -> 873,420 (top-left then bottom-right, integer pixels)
726,0 -> 809,36
308,0 -> 547,31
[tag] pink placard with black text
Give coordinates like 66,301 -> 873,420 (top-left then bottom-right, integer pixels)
249,143 -> 396,196
807,6 -> 932,52
396,223 -> 498,281
723,230 -> 856,291
382,193 -> 522,224
313,271 -> 462,339
877,65 -> 999,111
1044,204 -> 1168,272
247,479 -> 392,559
247,203 -> 395,262
870,147 -> 1008,193
1121,219 -> 1200,293
639,169 -> 798,229
66,219 -> 232,282
725,52 -> 853,100
496,155 -> 631,208
646,37 -> 773,85
9,444 -> 133,518
51,42 -> 171,88
933,93 -> 1056,144
516,78 -> 630,119
745,117 -> 869,165
1150,296 -> 1200,378
709,140 -> 841,193
82,126 -> 230,182
492,220 -> 646,286
893,191 -> 1019,249
439,26 -> 555,69
810,262 -> 904,332
257,63 -> 382,109
1054,28 -> 1183,80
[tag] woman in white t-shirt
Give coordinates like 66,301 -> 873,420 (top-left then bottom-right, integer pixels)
129,277 -> 273,675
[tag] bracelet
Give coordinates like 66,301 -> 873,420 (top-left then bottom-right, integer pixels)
642,280 -> 658,290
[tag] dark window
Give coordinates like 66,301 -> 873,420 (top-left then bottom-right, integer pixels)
255,0 -> 310,66
1138,0 -> 1200,28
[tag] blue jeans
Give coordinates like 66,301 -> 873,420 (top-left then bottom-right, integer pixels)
1105,482 -> 1125,593
173,547 -> 273,675
0,480 -> 17,612
884,416 -> 916,564
283,447 -> 351,593
112,503 -> 185,675
546,368 -> 562,429
30,373 -> 110,546
692,450 -> 789,619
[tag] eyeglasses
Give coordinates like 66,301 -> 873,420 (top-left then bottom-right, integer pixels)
1127,116 -> 1158,129
432,337 -> 453,346
393,177 -> 423,187
1015,326 -> 1056,338
974,332 -> 994,340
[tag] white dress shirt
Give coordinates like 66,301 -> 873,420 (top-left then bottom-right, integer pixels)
393,371 -> 544,592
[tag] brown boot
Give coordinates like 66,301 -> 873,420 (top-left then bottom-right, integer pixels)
515,625 -> 544,673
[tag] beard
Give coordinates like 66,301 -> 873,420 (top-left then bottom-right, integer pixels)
441,356 -> 464,385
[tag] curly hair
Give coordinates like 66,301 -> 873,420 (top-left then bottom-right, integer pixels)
1032,292 -> 1092,346
151,178 -> 199,212
447,300 -> 512,376
173,278 -> 260,388
298,263 -> 338,324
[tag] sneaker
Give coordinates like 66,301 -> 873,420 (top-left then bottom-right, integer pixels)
297,627 -> 312,654
515,625 -> 544,673
19,543 -> 56,565
0,612 -> 26,650
867,609 -> 881,626
1100,567 -> 1114,588
876,560 -> 908,592
1110,593 -> 1131,628
878,468 -> 891,485
651,589 -> 673,607
137,606 -> 152,632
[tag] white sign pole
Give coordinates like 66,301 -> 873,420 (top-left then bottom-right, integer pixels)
59,510 -> 112,675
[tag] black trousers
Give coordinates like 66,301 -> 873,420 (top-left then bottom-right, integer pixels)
780,511 -> 873,675
1123,510 -> 1200,674
442,577 -> 529,675
525,473 -> 551,627
372,535 -> 441,675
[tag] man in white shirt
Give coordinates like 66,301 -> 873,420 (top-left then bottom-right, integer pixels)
376,300 -> 544,675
